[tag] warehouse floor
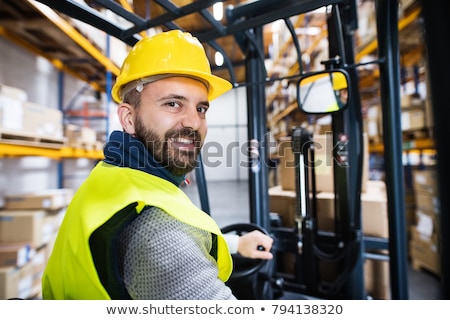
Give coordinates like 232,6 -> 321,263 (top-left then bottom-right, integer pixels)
183,178 -> 443,300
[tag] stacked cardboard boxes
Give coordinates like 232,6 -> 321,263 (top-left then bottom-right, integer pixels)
409,168 -> 441,277
401,93 -> 427,132
270,132 -> 390,299
23,101 -> 64,140
400,91 -> 435,139
365,92 -> 431,146
0,83 -> 64,142
276,133 -> 369,193
272,133 -> 370,230
0,188 -> 73,299
0,84 -> 28,133
64,123 -> 102,150
365,104 -> 383,144
313,180 -> 391,300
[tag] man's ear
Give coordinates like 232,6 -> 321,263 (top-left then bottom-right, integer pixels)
117,103 -> 136,135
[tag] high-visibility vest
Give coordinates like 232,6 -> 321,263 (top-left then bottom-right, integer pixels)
42,162 -> 232,299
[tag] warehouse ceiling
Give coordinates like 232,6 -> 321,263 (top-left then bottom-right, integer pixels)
0,0 -> 332,94
0,0 -> 424,102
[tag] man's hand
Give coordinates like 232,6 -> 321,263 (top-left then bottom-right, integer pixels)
238,230 -> 273,260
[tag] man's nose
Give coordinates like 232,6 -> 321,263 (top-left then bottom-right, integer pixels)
181,105 -> 202,130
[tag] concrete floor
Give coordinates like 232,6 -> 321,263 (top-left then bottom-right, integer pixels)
182,178 -> 443,300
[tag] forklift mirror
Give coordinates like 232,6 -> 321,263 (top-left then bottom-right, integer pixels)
297,70 -> 350,114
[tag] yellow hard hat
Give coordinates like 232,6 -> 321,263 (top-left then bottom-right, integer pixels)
332,71 -> 348,91
111,30 -> 233,103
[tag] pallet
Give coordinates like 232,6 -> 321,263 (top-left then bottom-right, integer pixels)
67,139 -> 104,151
0,130 -> 66,149
402,127 -> 434,141
411,258 -> 441,278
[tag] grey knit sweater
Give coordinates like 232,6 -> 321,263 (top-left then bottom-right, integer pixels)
117,206 -> 236,300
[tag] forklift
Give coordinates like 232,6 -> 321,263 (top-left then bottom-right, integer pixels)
216,0 -> 448,300
206,0 -> 410,300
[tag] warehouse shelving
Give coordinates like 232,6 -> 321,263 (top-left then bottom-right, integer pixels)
0,142 -> 103,160
0,2 -> 115,162
368,137 -> 434,154
267,4 -> 423,139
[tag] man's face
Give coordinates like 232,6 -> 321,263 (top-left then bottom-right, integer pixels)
133,77 -> 209,176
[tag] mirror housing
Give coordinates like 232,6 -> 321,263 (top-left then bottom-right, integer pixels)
297,70 -> 350,114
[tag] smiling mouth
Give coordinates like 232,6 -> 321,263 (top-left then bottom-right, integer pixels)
170,137 -> 197,150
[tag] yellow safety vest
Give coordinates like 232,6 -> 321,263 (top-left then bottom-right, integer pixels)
42,162 -> 232,299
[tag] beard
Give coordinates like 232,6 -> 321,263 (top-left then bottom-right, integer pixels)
134,117 -> 202,176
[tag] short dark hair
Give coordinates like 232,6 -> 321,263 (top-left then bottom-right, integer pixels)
122,88 -> 141,110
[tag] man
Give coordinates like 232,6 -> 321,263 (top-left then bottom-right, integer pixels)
42,30 -> 273,300
327,71 -> 349,111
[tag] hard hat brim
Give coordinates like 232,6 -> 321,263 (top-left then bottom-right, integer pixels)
112,70 -> 232,103
177,69 -> 233,101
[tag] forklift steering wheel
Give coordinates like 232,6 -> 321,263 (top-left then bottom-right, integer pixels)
221,223 -> 270,279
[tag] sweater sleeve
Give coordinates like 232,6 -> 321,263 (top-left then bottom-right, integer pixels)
223,234 -> 239,254
118,206 -> 236,300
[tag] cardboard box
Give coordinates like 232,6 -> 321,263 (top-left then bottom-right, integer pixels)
400,93 -> 424,109
65,124 -> 97,146
311,134 -> 336,193
415,190 -> 440,213
364,256 -> 390,300
43,207 -> 66,235
0,94 -> 24,131
23,101 -> 63,139
315,191 -> 335,231
0,84 -> 27,101
413,169 -> 439,195
365,104 -> 383,143
401,109 -> 425,131
270,182 -> 391,296
410,224 -> 439,250
0,210 -> 47,247
0,262 -> 33,300
0,243 -> 33,268
409,238 -> 441,277
4,188 -> 73,210
361,181 -> 388,238
277,134 -> 335,192
268,185 -> 297,227
315,181 -> 388,237
30,245 -> 47,299
268,186 -> 298,275
276,137 -> 296,191
415,209 -> 440,244
277,133 -> 369,193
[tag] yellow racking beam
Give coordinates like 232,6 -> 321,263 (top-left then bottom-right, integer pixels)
0,143 -> 63,160
29,0 -> 120,76
0,143 -> 103,160
356,6 -> 421,62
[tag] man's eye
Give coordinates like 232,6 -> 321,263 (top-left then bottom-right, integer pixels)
198,106 -> 208,114
167,101 -> 181,108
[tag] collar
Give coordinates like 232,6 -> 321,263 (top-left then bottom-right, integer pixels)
103,130 -> 185,187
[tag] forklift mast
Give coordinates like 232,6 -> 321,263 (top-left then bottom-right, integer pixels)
243,0 -> 410,299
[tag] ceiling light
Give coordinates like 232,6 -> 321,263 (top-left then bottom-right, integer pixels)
215,52 -> 224,67
295,27 -> 322,36
213,2 -> 223,20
